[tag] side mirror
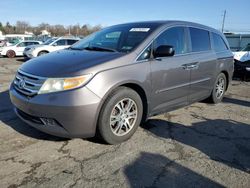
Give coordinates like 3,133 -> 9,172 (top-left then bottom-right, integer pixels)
52,43 -> 57,46
153,45 -> 175,58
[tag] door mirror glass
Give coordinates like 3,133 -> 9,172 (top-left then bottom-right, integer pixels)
153,45 -> 175,58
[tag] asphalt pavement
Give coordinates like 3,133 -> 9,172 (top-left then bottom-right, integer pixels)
0,57 -> 249,188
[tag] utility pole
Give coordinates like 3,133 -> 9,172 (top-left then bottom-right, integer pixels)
221,10 -> 226,33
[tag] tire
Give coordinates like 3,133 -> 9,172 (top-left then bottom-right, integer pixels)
97,87 -> 143,144
38,51 -> 48,56
6,50 -> 16,58
208,73 -> 227,104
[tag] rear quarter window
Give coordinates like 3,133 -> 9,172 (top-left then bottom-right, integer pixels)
212,33 -> 228,52
189,27 -> 211,52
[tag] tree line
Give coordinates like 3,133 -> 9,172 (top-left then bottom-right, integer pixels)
0,21 -> 102,36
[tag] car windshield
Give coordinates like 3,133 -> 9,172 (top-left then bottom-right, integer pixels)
44,38 -> 57,45
71,24 -> 159,53
241,44 -> 250,51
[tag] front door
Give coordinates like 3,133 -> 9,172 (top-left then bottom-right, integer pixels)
149,26 -> 191,114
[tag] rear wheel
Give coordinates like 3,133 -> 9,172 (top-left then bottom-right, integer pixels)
6,50 -> 16,58
208,73 -> 227,103
97,87 -> 143,144
38,51 -> 48,56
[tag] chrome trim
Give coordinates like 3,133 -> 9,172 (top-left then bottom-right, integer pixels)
13,70 -> 46,96
18,69 -> 47,80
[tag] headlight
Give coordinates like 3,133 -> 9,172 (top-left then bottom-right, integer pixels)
38,74 -> 92,94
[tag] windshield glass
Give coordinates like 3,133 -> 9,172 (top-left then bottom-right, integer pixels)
241,44 -> 250,51
44,38 -> 57,45
71,24 -> 159,53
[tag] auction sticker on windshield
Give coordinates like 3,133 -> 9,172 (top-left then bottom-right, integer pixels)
129,28 -> 150,32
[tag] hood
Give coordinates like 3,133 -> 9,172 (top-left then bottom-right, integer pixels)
32,44 -> 48,49
20,49 -> 126,77
233,51 -> 250,62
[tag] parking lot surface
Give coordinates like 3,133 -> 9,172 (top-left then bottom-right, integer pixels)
0,57 -> 250,188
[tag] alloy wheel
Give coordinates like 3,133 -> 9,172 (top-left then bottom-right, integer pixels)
110,98 -> 138,136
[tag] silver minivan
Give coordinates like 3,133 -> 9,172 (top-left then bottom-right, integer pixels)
10,21 -> 234,144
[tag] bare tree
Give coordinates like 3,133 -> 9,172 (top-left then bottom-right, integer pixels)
16,21 -> 30,33
1,21 -> 102,36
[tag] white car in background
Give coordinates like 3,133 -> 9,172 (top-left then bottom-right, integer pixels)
0,41 -> 42,58
233,43 -> 250,62
23,37 -> 79,59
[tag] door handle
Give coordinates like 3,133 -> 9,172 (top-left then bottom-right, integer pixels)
187,64 -> 198,69
181,62 -> 199,70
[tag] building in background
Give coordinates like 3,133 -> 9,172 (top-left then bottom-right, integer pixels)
225,33 -> 250,51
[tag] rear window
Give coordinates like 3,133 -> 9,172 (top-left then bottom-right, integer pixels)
212,33 -> 228,52
189,27 -> 211,52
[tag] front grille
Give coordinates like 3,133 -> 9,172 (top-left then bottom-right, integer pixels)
13,70 -> 46,97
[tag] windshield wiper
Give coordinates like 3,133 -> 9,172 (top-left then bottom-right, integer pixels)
84,46 -> 117,52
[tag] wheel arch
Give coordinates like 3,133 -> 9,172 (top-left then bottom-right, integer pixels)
93,81 -> 149,135
38,50 -> 49,55
221,70 -> 229,90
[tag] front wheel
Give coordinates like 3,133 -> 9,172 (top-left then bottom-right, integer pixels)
209,73 -> 227,103
6,50 -> 16,58
97,87 -> 143,144
38,51 -> 48,56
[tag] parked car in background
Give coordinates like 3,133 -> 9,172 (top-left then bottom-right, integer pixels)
10,21 -> 234,144
23,37 -> 79,59
0,40 -> 42,58
0,40 -> 8,47
233,43 -> 250,62
233,44 -> 250,79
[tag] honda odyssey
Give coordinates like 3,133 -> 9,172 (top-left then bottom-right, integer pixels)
9,21 -> 234,144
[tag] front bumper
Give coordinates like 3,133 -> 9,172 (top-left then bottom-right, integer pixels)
233,60 -> 250,78
9,83 -> 102,138
23,50 -> 35,58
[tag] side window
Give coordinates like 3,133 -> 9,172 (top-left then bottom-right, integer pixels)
26,42 -> 34,46
67,40 -> 78,45
54,39 -> 67,46
153,27 -> 188,55
17,42 -> 25,47
189,27 -> 211,52
212,33 -> 228,52
137,45 -> 152,61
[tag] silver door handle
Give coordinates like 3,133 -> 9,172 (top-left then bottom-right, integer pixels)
186,64 -> 198,69
181,64 -> 198,70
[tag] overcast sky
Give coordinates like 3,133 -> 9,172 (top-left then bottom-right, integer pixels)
0,0 -> 249,32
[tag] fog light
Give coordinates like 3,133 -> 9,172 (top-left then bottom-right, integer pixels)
40,118 -> 57,126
